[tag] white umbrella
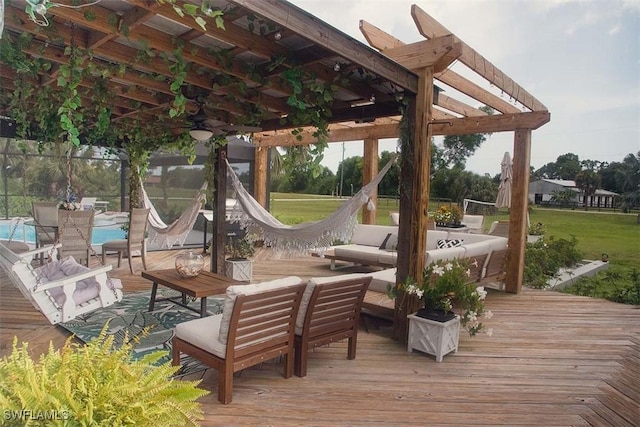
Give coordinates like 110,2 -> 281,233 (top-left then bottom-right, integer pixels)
495,152 -> 512,209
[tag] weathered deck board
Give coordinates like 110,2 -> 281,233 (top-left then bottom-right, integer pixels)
1,248 -> 638,426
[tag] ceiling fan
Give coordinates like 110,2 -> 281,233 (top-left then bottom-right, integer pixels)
182,94 -> 261,141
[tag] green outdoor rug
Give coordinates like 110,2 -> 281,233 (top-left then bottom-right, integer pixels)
59,289 -> 225,368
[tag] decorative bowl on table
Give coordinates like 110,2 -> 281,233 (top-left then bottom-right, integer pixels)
175,250 -> 204,278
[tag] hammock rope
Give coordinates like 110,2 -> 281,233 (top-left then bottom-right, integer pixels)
225,153 -> 398,255
141,181 -> 207,249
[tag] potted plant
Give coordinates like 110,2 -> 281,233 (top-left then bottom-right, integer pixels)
431,205 -> 463,227
393,258 -> 494,361
0,327 -> 209,425
224,235 -> 255,281
527,222 -> 546,243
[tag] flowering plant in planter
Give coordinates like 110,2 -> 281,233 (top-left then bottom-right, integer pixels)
431,205 -> 462,224
401,258 -> 493,336
528,222 -> 546,236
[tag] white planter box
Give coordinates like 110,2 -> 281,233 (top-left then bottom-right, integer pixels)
407,314 -> 460,362
225,259 -> 253,282
527,235 -> 543,243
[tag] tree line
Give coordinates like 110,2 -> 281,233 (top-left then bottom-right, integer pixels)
271,140 -> 640,212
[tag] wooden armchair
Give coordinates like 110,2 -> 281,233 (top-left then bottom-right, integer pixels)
0,241 -> 123,324
172,277 -> 306,404
294,275 -> 372,377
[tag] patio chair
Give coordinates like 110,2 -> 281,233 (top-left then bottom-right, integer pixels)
487,220 -> 509,238
32,201 -> 59,264
79,197 -> 98,211
0,241 -> 123,325
462,214 -> 484,234
482,248 -> 509,283
101,208 -> 150,274
57,210 -> 95,266
462,253 -> 489,284
172,277 -> 306,404
293,275 -> 371,377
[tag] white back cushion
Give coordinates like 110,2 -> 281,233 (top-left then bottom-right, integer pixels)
296,273 -> 367,334
35,256 -> 101,306
351,224 -> 398,247
218,276 -> 302,345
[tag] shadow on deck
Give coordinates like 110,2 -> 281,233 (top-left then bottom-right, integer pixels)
1,248 -> 638,426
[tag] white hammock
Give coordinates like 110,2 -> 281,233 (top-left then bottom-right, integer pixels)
141,182 -> 207,249
226,153 -> 398,255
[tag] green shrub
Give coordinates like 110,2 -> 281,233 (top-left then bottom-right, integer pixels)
524,236 -> 582,289
562,267 -> 640,305
0,327 -> 209,426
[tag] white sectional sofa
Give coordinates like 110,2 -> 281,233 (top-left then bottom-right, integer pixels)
317,224 -> 507,271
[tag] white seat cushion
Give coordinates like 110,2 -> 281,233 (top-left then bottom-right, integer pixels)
333,245 -> 383,263
366,268 -> 397,293
218,276 -> 302,345
174,314 -> 226,358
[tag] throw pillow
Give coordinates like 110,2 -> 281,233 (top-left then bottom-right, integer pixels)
379,233 -> 398,251
436,239 -> 464,249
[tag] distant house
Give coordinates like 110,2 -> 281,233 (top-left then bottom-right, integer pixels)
529,179 -> 618,208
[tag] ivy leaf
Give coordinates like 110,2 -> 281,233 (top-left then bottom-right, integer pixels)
183,4 -> 198,15
172,5 -> 184,18
195,17 -> 207,32
215,16 -> 225,30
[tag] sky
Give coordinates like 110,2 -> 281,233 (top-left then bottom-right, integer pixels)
288,0 -> 640,177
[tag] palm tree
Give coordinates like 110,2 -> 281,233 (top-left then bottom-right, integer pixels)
575,169 -> 601,210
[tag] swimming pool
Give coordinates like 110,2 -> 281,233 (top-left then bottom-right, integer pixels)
0,223 -> 126,245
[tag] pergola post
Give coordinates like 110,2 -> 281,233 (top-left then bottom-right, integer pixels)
361,138 -> 378,224
211,145 -> 228,274
254,146 -> 269,208
393,66 -> 434,342
505,129 -> 532,293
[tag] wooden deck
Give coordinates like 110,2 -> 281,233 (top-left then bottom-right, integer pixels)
1,248 -> 638,426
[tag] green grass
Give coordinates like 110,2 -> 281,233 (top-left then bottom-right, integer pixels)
528,208 -> 639,268
270,194 -> 640,273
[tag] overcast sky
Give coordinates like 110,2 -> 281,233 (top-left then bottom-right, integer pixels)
288,0 -> 640,177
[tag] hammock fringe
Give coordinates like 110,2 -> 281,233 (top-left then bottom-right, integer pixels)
141,181 -> 207,249
225,153 -> 398,256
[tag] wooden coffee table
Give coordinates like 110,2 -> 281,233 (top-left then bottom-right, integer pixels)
142,269 -> 242,317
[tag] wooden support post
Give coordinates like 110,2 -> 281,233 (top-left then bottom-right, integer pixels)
505,129 -> 531,293
393,67 -> 434,342
211,145 -> 228,274
254,146 -> 268,208
362,138 -> 378,224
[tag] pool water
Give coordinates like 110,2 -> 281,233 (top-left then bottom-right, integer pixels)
0,224 -> 126,245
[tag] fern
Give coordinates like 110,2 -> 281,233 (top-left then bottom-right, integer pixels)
0,326 -> 209,426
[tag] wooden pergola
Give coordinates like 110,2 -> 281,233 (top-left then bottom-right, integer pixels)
1,1 -> 549,339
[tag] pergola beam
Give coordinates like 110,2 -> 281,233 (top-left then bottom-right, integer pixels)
429,111 -> 550,136
412,4 -> 548,112
232,0 -> 419,93
359,18 -> 520,114
382,35 -> 462,73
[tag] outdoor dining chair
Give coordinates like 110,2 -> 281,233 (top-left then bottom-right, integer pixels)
32,201 -> 59,264
57,210 -> 95,267
101,208 -> 150,274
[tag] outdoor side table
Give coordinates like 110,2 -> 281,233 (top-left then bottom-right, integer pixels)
142,269 -> 242,317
